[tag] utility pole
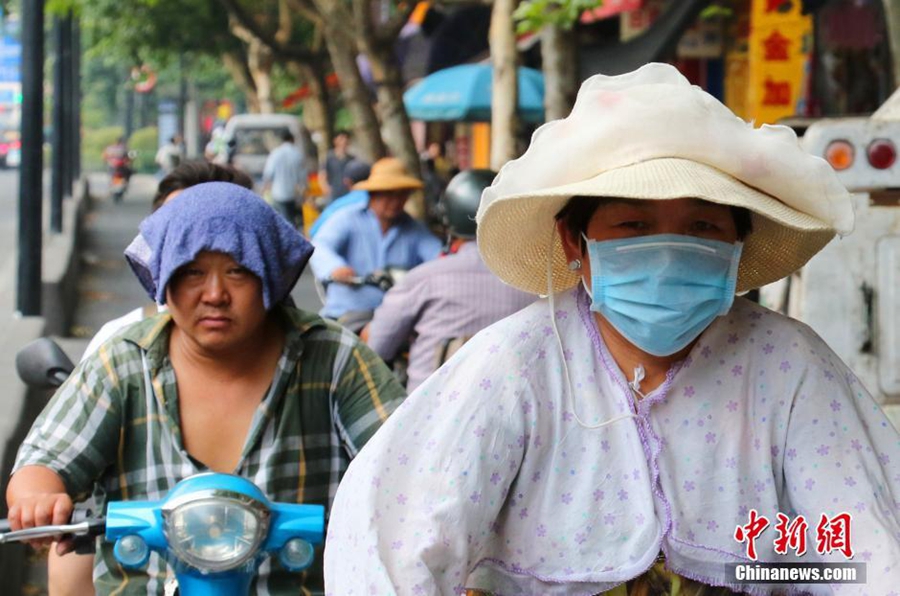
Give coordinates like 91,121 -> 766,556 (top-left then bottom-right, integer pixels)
17,0 -> 44,315
71,17 -> 81,182
51,16 -> 65,233
61,13 -> 73,197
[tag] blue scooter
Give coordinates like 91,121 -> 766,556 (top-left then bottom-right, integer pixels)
0,338 -> 325,596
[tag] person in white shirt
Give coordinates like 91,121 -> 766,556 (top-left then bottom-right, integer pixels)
262,130 -> 307,228
153,134 -> 184,176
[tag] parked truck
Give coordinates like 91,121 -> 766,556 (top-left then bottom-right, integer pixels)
773,89 -> 900,428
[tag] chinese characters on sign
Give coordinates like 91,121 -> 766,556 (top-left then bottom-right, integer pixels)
735,510 -> 855,561
763,31 -> 790,61
763,78 -> 792,106
747,0 -> 812,124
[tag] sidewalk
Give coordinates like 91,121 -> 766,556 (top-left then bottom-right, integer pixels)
15,174 -> 156,596
63,174 -> 159,360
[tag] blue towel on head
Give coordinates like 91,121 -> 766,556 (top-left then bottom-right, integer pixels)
124,181 -> 314,309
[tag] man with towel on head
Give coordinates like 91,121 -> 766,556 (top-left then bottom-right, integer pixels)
6,182 -> 406,594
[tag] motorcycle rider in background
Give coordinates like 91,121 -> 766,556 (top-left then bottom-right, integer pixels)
309,157 -> 441,322
364,170 -> 534,391
102,137 -> 132,202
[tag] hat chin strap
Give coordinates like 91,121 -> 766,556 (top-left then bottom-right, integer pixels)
581,277 -> 593,301
545,226 -> 636,430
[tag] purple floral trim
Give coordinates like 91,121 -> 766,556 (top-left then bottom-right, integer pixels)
661,550 -> 817,596
667,534 -> 754,562
575,287 -> 635,416
468,556 -> 633,595
470,553 -> 816,595
571,290 -> 819,594
635,369 -> 678,539
661,556 -> 785,596
577,286 -> 680,542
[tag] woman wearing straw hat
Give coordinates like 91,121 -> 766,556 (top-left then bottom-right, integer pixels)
323,64 -> 900,594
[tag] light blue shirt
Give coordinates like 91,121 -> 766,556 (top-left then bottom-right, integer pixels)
263,142 -> 306,202
309,189 -> 369,238
310,202 -> 442,318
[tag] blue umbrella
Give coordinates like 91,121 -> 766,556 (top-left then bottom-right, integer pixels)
404,64 -> 545,123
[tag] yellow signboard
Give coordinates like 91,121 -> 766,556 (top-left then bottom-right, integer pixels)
747,0 -> 812,124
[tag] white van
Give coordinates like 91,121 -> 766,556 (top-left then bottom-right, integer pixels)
767,89 -> 900,428
220,114 -> 308,181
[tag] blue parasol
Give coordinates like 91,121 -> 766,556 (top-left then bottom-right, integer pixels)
403,64 -> 545,123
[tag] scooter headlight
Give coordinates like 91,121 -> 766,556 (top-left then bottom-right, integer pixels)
164,492 -> 269,573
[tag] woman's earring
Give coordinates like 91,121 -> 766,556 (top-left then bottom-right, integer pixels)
567,259 -> 582,271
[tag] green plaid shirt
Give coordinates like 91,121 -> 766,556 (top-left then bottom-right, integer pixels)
14,306 -> 406,595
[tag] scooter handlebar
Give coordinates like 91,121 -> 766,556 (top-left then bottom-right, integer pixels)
0,509 -> 103,544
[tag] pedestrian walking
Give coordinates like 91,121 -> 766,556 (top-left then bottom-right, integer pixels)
263,130 -> 307,228
319,131 -> 355,204
154,134 -> 184,176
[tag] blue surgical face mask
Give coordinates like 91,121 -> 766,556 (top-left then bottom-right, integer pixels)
581,233 -> 743,357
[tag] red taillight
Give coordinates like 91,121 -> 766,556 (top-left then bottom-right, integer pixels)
11,140 -> 20,149
825,140 -> 855,171
867,139 -> 896,170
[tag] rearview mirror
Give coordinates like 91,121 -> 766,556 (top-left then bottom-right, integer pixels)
16,338 -> 75,389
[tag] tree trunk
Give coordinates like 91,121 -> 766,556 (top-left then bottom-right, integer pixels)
247,39 -> 275,114
287,59 -> 333,165
541,24 -> 578,121
367,45 -> 421,179
223,50 -> 260,113
490,0 -> 519,170
884,0 -> 900,89
124,84 -> 135,139
320,21 -> 386,162
366,43 -> 425,218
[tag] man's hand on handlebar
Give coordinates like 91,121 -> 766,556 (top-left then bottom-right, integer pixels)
330,266 -> 358,283
7,492 -> 74,553
6,465 -> 75,553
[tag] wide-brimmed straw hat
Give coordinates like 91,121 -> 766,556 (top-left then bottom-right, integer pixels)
353,157 -> 424,192
476,63 -> 854,295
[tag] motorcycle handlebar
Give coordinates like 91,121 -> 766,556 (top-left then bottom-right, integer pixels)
0,509 -> 103,544
322,271 -> 397,292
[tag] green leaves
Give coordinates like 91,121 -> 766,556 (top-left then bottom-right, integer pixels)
512,0 -> 603,34
699,3 -> 734,20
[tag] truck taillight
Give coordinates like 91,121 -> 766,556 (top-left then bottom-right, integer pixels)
867,139 -> 896,170
825,140 -> 854,171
